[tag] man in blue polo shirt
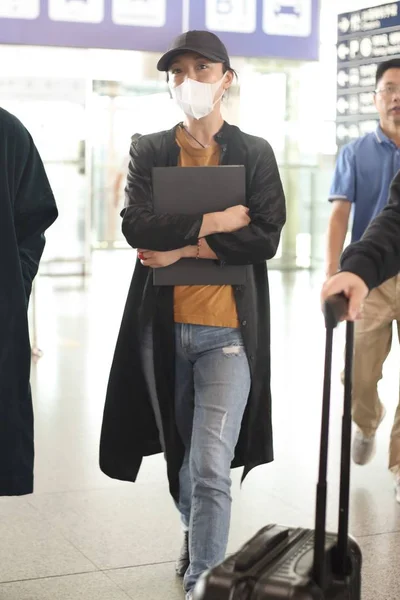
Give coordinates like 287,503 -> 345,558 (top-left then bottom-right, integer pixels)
326,59 -> 400,495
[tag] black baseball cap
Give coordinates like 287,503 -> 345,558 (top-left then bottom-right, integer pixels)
157,30 -> 230,72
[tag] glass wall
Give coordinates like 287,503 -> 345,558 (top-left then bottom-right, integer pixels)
0,0 -> 384,273
88,80 -> 182,249
0,77 -> 88,275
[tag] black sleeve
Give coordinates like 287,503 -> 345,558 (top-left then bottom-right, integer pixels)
205,140 -> 286,265
14,131 -> 58,302
340,169 -> 400,289
121,136 -> 203,251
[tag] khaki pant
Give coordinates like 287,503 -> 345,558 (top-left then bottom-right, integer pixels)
352,275 -> 400,471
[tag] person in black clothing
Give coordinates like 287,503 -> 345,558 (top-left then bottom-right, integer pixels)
322,168 -> 400,503
0,107 -> 58,496
100,30 -> 286,599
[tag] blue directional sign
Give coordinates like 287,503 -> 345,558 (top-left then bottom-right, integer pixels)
0,0 -> 320,61
336,2 -> 400,148
189,0 -> 320,61
0,0 -> 184,52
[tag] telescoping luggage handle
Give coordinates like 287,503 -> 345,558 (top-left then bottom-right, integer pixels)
313,293 -> 354,589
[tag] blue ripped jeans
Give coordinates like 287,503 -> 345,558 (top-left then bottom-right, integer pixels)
141,324 -> 251,594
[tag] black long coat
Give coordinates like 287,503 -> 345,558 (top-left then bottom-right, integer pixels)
0,108 -> 58,496
100,122 -> 286,501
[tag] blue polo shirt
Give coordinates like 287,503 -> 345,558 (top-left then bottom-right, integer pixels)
329,126 -> 400,241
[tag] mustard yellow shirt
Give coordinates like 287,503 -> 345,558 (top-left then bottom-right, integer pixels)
173,126 -> 239,328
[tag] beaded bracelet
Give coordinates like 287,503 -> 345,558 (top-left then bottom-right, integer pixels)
196,238 -> 201,260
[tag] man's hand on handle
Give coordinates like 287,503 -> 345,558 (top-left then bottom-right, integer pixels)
321,272 -> 369,321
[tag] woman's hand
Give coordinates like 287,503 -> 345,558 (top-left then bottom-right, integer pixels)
138,248 -> 185,268
220,205 -> 251,233
199,206 -> 251,237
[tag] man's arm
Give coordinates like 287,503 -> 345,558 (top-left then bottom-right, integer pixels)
325,200 -> 352,278
340,170 -> 400,289
325,144 -> 356,277
321,169 -> 400,320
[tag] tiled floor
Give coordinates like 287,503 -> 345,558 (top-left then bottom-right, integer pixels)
2,251 -> 399,599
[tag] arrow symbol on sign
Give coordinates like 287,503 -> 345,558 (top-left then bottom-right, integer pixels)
349,97 -> 359,111
349,125 -> 359,138
349,73 -> 360,85
337,71 -> 349,86
338,44 -> 350,60
337,97 -> 349,113
337,125 -> 349,140
338,17 -> 350,33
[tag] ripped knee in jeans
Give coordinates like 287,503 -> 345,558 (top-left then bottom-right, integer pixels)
222,345 -> 242,357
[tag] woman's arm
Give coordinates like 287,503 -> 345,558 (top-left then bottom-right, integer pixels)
205,140 -> 286,265
122,136 -> 202,251
138,239 -> 219,268
121,136 -> 230,251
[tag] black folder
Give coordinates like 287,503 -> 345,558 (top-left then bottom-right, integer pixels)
152,166 -> 248,286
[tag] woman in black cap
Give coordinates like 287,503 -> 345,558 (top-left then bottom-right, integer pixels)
100,30 -> 286,600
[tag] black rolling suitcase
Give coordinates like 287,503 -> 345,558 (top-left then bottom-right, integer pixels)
194,295 -> 362,600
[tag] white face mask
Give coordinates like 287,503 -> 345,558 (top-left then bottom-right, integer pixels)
169,74 -> 227,120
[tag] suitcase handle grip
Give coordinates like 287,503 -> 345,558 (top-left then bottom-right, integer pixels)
235,526 -> 289,572
323,293 -> 349,330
